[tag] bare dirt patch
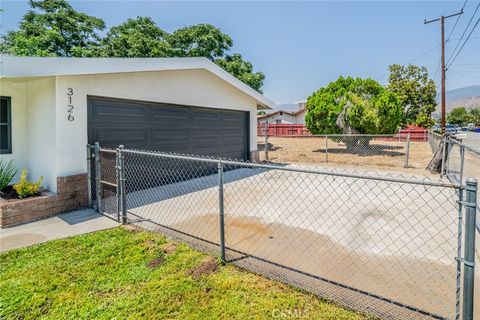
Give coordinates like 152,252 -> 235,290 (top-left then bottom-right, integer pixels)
186,256 -> 219,279
258,137 -> 434,175
123,224 -> 143,233
146,256 -> 165,268
161,242 -> 178,254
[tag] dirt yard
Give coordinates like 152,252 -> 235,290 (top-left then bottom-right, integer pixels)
258,136 -> 434,176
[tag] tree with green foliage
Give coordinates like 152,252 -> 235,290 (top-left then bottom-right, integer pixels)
0,0 -> 105,57
305,76 -> 403,148
387,64 -> 437,128
1,1 -> 265,92
447,107 -> 474,126
215,54 -> 265,93
469,107 -> 480,126
306,76 -> 403,134
96,17 -> 170,58
166,24 -> 233,61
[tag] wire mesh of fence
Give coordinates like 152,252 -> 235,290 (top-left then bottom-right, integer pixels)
88,145 -> 476,320
256,134 -> 432,172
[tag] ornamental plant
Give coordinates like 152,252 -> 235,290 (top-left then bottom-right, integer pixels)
0,159 -> 17,192
13,169 -> 43,199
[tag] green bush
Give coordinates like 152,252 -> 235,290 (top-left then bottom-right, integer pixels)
13,169 -> 43,199
0,159 -> 17,192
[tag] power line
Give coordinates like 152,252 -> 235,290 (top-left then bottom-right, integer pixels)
448,68 -> 480,78
373,43 -> 441,82
446,1 -> 480,67
446,0 -> 468,44
447,17 -> 480,69
424,10 -> 464,133
408,43 -> 441,63
433,60 -> 441,81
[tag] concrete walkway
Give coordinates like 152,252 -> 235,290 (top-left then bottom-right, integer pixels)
0,209 -> 119,252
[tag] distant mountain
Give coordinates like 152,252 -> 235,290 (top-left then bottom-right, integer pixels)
443,85 -> 480,102
435,85 -> 480,113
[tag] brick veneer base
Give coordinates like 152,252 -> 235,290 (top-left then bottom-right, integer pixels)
0,174 -> 88,228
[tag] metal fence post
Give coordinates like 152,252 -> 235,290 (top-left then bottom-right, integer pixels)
459,145 -> 465,184
86,145 -> 92,208
119,145 -> 127,224
218,161 -> 226,264
441,137 -> 447,178
455,187 -> 464,320
94,142 -> 102,213
462,178 -> 477,320
264,118 -> 269,161
115,147 -> 121,222
325,135 -> 328,163
404,133 -> 411,168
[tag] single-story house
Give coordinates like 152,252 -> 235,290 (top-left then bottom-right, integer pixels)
0,55 -> 273,224
258,102 -> 306,124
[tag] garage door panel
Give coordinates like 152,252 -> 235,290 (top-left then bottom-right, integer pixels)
94,127 -> 148,143
192,109 -> 221,120
191,127 -> 221,136
151,107 -> 190,123
151,127 -> 190,141
88,96 -> 248,161
90,101 -> 149,123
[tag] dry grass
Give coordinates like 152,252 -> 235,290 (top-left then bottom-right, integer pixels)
258,137 -> 434,175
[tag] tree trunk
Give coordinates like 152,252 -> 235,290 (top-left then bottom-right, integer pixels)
426,136 -> 447,174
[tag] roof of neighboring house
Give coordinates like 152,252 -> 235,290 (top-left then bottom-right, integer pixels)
258,107 -> 306,119
0,55 -> 274,109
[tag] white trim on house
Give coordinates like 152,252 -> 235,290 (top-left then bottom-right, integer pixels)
0,55 -> 274,109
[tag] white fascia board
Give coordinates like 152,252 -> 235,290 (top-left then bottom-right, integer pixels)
0,55 -> 274,109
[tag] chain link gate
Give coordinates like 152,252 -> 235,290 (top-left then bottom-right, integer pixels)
87,142 -> 477,320
87,143 -> 126,222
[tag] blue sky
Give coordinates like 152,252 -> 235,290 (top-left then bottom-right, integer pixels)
1,0 -> 479,104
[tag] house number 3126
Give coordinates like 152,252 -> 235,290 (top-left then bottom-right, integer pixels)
66,88 -> 74,121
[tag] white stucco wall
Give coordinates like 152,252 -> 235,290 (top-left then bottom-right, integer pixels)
0,78 -> 27,181
55,69 -> 259,180
0,77 -> 56,190
26,77 -> 56,191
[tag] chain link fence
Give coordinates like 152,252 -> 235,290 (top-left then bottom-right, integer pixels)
88,143 -> 478,320
257,133 -> 433,173
429,133 -> 480,320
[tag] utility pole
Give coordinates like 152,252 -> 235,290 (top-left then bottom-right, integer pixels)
425,10 -> 463,134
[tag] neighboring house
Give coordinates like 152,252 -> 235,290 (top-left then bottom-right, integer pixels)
258,102 -> 307,124
0,55 -> 274,198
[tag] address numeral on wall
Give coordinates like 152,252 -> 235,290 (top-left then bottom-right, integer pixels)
67,88 -> 74,121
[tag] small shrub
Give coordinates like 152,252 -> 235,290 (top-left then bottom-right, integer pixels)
13,170 -> 43,199
0,159 -> 17,192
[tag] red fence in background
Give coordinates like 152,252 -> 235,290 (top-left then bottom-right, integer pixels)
257,124 -> 312,137
257,124 -> 429,141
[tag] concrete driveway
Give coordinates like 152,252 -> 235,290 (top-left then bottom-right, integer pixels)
0,209 -> 119,252
123,164 -> 470,319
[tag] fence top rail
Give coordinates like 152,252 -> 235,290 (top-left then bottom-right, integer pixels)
120,147 -> 461,189
259,133 -> 415,137
446,137 -> 480,155
99,148 -> 117,154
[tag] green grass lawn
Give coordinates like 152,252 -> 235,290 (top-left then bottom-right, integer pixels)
1,227 -> 368,319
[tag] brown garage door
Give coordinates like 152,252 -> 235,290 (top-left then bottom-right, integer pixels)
87,96 -> 249,161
